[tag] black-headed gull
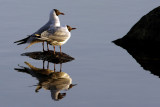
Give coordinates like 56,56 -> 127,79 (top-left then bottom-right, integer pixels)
14,9 -> 64,51
35,25 -> 76,54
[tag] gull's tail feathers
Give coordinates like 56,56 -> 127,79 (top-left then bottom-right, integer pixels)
14,35 -> 42,49
24,62 -> 38,70
14,36 -> 31,45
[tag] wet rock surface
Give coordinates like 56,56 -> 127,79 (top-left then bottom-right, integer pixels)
21,51 -> 75,64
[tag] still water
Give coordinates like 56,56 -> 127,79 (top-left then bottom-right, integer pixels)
0,0 -> 160,107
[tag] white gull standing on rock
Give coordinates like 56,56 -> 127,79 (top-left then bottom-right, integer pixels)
14,9 -> 64,51
35,25 -> 76,54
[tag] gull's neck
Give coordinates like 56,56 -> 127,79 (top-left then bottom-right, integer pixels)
51,90 -> 60,101
49,11 -> 60,27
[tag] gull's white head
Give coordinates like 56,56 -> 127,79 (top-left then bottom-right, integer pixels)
54,9 -> 65,16
51,90 -> 66,101
50,9 -> 65,18
49,9 -> 65,26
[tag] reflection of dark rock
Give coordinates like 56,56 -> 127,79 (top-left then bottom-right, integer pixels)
113,6 -> 160,46
14,62 -> 76,101
21,51 -> 74,64
114,44 -> 160,78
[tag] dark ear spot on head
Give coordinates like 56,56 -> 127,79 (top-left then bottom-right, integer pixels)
66,25 -> 69,28
54,9 -> 59,16
54,9 -> 64,16
67,25 -> 71,32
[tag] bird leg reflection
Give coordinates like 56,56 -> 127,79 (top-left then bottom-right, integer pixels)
47,43 -> 49,51
54,63 -> 56,72
47,61 -> 49,69
42,41 -> 44,52
53,46 -> 55,54
43,60 -> 45,69
43,61 -> 50,70
60,63 -> 62,72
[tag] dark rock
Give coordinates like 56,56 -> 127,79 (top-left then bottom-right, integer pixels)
112,6 -> 160,78
21,51 -> 75,64
113,6 -> 160,46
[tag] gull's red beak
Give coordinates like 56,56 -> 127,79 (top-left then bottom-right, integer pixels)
72,28 -> 76,30
60,12 -> 65,15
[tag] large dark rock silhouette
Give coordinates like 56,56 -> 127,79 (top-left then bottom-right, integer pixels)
113,6 -> 160,46
113,6 -> 160,78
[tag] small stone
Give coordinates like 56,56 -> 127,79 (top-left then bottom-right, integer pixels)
21,51 -> 75,64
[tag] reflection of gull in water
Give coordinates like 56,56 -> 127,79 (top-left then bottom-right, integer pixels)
14,61 -> 76,101
36,71 -> 73,100
14,9 -> 64,51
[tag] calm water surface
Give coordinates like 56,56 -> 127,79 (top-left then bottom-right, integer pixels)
0,0 -> 160,107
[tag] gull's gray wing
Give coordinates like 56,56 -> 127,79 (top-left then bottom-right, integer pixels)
32,21 -> 51,35
40,27 -> 70,42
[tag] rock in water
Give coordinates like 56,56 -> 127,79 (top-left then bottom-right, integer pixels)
113,6 -> 160,78
113,6 -> 160,46
21,51 -> 75,64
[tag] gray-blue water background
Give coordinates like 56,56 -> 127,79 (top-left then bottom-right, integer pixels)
0,0 -> 160,107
